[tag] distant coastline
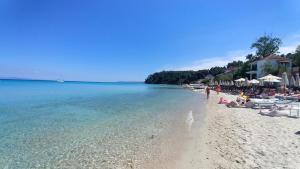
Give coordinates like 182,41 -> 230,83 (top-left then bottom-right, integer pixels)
0,78 -> 143,84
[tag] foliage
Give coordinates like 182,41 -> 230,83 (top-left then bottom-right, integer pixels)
209,66 -> 226,76
226,60 -> 243,68
285,53 -> 293,60
251,34 -> 282,57
263,62 -> 278,75
216,72 -> 234,81
233,61 -> 251,79
293,45 -> 300,67
145,70 -> 210,84
245,54 -> 259,62
201,79 -> 210,85
278,65 -> 288,74
297,45 -> 300,53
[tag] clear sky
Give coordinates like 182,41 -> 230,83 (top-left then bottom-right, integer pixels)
1,0 -> 300,81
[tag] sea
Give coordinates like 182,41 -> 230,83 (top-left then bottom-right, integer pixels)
0,80 -> 205,169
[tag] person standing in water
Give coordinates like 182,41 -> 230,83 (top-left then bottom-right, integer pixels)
206,86 -> 211,99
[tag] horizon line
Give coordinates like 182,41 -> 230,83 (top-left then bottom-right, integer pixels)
0,77 -> 144,83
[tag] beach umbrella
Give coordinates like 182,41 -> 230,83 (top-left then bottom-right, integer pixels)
295,73 -> 300,87
235,78 -> 246,82
226,81 -> 230,86
222,81 -> 226,86
249,79 -> 260,84
244,78 -> 250,86
281,72 -> 289,87
235,78 -> 245,87
259,74 -> 281,86
259,74 -> 282,81
290,75 -> 296,87
264,79 -> 281,83
231,81 -> 234,86
259,79 -> 264,86
235,78 -> 244,86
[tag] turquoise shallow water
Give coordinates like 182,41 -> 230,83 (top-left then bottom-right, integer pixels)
0,80 -> 204,168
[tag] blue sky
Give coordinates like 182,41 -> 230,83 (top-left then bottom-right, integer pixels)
1,0 -> 300,81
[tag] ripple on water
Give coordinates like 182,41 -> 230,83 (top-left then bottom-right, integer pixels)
0,82 -> 205,169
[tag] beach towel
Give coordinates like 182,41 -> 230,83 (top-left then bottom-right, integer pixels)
218,97 -> 229,104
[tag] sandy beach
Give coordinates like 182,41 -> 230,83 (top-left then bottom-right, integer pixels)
178,91 -> 300,169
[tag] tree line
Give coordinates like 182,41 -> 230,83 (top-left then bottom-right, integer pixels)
145,34 -> 300,85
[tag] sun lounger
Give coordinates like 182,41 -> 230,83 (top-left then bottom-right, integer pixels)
252,99 -> 294,109
259,103 -> 299,118
275,95 -> 299,101
259,109 -> 290,117
251,98 -> 277,109
289,103 -> 300,117
251,98 -> 278,104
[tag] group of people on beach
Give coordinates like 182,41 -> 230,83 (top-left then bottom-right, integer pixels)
204,83 -> 300,114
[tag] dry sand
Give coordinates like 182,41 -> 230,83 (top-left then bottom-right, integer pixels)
178,91 -> 300,169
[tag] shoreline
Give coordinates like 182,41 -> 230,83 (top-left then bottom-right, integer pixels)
177,91 -> 300,169
137,90 -> 206,169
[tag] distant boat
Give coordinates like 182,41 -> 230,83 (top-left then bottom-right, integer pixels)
57,79 -> 64,83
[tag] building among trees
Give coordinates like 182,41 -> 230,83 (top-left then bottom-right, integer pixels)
247,54 -> 292,79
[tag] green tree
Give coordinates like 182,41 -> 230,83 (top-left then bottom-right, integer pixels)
226,60 -> 243,68
263,63 -> 278,75
293,45 -> 300,73
285,53 -> 293,60
278,65 -> 288,74
245,54 -> 259,62
209,66 -> 226,76
232,61 -> 250,79
144,70 -> 211,85
216,73 -> 234,81
251,34 -> 282,57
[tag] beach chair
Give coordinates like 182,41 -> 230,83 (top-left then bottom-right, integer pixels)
259,102 -> 299,118
253,99 -> 293,110
289,103 -> 300,117
259,107 -> 290,117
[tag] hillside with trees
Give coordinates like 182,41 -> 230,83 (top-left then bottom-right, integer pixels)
144,70 -> 209,85
145,34 -> 300,85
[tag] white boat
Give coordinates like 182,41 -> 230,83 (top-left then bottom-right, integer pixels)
189,83 -> 206,89
57,79 -> 64,83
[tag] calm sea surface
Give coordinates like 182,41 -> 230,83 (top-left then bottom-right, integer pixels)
0,80 -> 205,168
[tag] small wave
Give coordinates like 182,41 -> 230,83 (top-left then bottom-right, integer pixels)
186,110 -> 194,131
